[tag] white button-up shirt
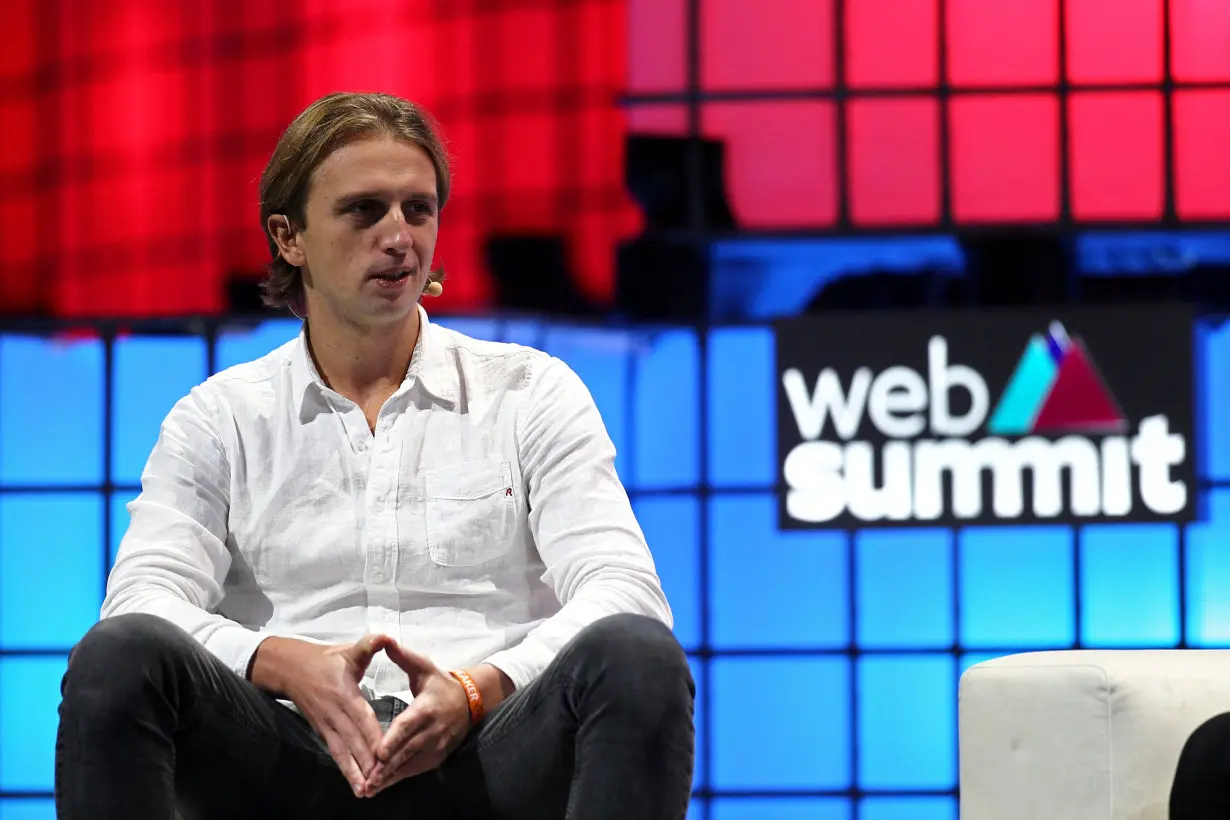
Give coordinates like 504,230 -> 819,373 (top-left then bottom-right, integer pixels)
102,306 -> 673,703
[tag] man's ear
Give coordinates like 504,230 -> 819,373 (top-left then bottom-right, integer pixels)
267,214 -> 306,267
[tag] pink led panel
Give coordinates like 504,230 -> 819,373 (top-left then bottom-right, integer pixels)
702,0 -> 834,90
1171,0 -> 1230,81
1174,90 -> 1230,219
1066,0 -> 1162,83
950,95 -> 1060,222
845,0 -> 937,88
628,0 -> 686,92
702,101 -> 838,228
1068,92 -> 1164,220
947,0 -> 1059,86
847,98 -> 941,225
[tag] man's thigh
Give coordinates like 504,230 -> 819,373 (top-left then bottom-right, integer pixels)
164,642 -> 351,819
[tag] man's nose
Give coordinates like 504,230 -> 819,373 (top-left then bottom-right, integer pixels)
380,211 -> 412,253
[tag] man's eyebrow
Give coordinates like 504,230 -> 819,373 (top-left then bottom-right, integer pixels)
334,190 -> 438,207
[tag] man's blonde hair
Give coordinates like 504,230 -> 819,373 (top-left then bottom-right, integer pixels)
258,92 -> 451,313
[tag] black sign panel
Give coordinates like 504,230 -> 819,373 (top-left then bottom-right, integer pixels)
774,305 -> 1196,529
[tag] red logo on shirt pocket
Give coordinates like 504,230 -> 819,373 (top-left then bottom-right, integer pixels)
505,487 -> 513,497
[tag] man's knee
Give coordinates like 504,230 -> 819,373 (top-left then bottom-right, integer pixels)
570,614 -> 694,705
64,613 -> 190,701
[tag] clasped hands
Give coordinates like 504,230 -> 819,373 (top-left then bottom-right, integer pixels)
280,634 -> 474,799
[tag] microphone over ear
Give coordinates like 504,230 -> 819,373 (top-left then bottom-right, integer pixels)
423,280 -> 443,297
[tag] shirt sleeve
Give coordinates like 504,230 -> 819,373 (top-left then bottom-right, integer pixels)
482,356 -> 674,690
101,384 -> 272,678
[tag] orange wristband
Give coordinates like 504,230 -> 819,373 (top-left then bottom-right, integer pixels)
449,670 -> 485,725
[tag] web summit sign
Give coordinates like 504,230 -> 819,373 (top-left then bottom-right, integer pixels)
775,305 -> 1196,528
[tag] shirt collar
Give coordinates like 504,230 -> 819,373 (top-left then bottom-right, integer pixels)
290,304 -> 459,415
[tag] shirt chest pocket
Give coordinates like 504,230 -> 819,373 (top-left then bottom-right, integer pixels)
423,460 -> 517,567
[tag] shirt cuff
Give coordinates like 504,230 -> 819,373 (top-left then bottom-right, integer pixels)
481,643 -> 552,693
204,625 -> 274,680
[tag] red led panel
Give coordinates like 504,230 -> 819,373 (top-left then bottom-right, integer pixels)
0,195 -> 42,313
0,101 -> 36,177
702,101 -> 838,228
303,19 -> 445,107
1066,0 -> 1162,83
432,220 -> 491,309
492,111 -> 561,194
626,105 -> 688,135
489,7 -> 561,94
628,0 -> 686,92
572,2 -> 628,90
845,0 -> 937,88
0,0 -> 34,81
950,95 -> 1060,222
1174,90 -> 1230,219
847,99 -> 940,226
947,0 -> 1059,87
1171,0 -> 1230,81
702,0 -> 834,90
1068,92 -> 1164,220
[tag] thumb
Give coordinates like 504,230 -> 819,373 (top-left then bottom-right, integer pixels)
384,641 -> 434,690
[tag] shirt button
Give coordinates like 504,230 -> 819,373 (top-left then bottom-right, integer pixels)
356,440 -> 368,452
374,497 -> 385,512
372,570 -> 386,583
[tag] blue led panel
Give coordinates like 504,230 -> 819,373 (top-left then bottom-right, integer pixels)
429,317 -> 498,341
0,656 -> 68,791
634,497 -> 701,651
541,327 -> 631,479
709,495 -> 848,649
0,493 -> 103,649
109,490 -> 140,569
688,800 -> 706,820
632,329 -> 700,490
0,335 -> 104,486
1200,322 -> 1230,480
498,319 -> 545,349
858,655 -> 956,790
711,798 -> 851,820
856,529 -> 953,648
1080,523 -> 1180,646
707,327 -> 776,487
0,800 -> 56,820
214,319 -> 301,373
860,797 -> 957,820
111,336 -> 208,485
711,657 -> 850,790
959,526 -> 1075,648
1185,489 -> 1230,645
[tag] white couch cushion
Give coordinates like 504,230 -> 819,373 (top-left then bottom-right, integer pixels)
959,650 -> 1230,820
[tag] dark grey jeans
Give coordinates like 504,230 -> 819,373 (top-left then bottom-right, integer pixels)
54,612 -> 695,820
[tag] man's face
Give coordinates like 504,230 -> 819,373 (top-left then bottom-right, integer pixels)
281,135 -> 439,329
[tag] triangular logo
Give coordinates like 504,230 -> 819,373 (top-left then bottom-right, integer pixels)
1032,340 -> 1126,433
988,322 -> 1127,435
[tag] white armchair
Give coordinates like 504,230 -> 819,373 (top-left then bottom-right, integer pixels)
958,650 -> 1230,820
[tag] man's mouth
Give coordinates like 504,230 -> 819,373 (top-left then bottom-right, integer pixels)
372,270 -> 411,282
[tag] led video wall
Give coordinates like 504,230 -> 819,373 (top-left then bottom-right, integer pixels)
627,0 -> 1230,230
1,313 -> 1229,820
